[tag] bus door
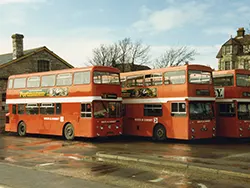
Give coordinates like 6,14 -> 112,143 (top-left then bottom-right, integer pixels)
25,104 -> 41,133
79,103 -> 92,136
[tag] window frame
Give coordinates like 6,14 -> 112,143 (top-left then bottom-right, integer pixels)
144,73 -> 163,86
41,75 -> 56,87
56,73 -> 73,86
40,103 -> 55,115
27,76 -> 41,88
17,104 -> 25,115
188,70 -> 212,84
13,78 -> 26,89
38,60 -> 50,72
171,102 -> 186,117
8,79 -> 13,89
218,103 -> 235,117
73,71 -> 91,85
126,75 -> 144,87
25,104 -> 39,115
164,70 -> 186,85
81,103 -> 92,118
144,104 -> 162,117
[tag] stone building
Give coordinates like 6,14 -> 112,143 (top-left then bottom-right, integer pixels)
216,27 -> 250,70
0,34 -> 73,129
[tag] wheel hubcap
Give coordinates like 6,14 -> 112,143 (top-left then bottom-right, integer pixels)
157,129 -> 164,137
66,127 -> 73,138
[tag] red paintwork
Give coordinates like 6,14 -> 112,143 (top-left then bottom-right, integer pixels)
5,66 -> 122,138
121,64 -> 216,140
214,69 -> 250,138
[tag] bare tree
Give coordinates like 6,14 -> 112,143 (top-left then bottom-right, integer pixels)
154,46 -> 197,69
89,38 -> 150,72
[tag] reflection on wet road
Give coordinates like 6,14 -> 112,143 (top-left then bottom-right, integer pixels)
0,134 -> 249,188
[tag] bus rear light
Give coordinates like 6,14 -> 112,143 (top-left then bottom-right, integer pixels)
191,128 -> 195,133
239,127 -> 243,131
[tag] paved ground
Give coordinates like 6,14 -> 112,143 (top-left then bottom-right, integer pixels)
0,134 -> 250,187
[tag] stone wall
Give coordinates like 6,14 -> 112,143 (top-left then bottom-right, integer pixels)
0,50 -> 72,131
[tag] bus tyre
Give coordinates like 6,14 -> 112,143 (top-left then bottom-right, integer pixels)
63,123 -> 75,141
153,124 -> 166,141
18,122 -> 26,137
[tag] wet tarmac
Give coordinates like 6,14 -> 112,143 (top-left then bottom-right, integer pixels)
0,134 -> 250,188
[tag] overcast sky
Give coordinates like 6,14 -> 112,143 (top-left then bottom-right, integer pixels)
0,0 -> 250,69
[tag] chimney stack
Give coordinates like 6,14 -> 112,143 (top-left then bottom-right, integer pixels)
236,27 -> 245,38
12,33 -> 24,59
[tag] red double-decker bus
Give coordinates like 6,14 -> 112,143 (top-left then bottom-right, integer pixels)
213,69 -> 250,138
5,66 -> 122,140
121,64 -> 216,141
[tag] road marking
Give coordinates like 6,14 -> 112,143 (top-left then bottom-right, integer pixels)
68,156 -> 82,161
37,163 -> 54,167
197,183 -> 208,188
148,177 -> 164,183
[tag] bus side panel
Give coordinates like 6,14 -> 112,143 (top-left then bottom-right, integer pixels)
26,114 -> 42,134
61,103 -> 81,137
123,104 -> 154,137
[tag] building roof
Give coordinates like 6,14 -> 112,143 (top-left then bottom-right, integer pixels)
216,33 -> 250,58
0,46 -> 73,69
0,47 -> 41,66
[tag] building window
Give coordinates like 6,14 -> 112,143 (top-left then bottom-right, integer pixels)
225,61 -> 231,70
81,103 -> 92,117
171,102 -> 186,116
38,60 -> 50,72
225,45 -> 232,54
144,104 -> 162,116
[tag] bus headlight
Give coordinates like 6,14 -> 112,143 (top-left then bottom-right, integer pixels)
239,127 -> 243,131
212,127 -> 216,131
116,126 -> 119,129
100,126 -> 104,130
191,128 -> 195,133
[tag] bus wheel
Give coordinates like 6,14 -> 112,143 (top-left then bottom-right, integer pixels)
18,121 -> 26,137
63,123 -> 75,141
153,124 -> 166,141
